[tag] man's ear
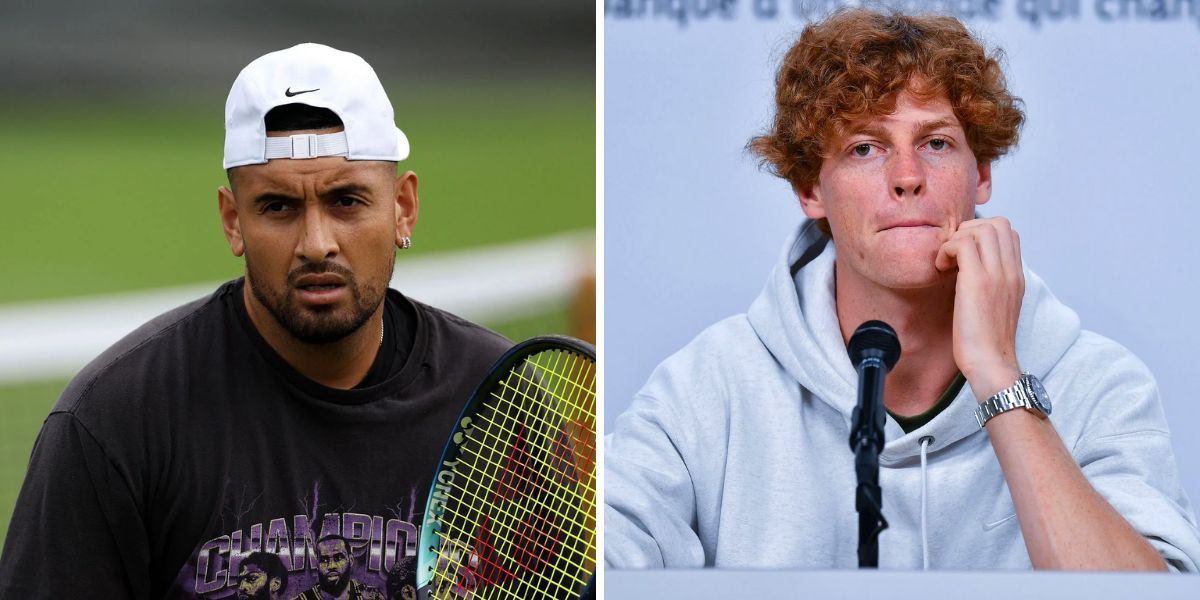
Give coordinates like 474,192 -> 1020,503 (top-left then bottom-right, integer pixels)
975,160 -> 993,206
270,579 -> 280,593
218,186 -> 245,257
794,181 -> 827,221
394,170 -> 420,247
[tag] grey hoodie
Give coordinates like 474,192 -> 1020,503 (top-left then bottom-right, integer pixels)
604,220 -> 1200,570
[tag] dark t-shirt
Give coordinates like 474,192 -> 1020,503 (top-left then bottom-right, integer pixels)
0,279 -> 511,599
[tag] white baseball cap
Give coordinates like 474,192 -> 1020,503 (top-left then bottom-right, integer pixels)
223,43 -> 410,169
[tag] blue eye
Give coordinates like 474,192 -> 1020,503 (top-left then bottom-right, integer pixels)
928,138 -> 947,151
853,144 -> 873,157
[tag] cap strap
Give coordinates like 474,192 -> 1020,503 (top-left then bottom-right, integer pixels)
263,132 -> 350,160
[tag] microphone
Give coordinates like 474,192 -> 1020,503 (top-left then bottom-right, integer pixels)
847,320 -> 901,568
848,320 -> 901,453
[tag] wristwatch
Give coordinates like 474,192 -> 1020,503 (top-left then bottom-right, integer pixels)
974,373 -> 1052,428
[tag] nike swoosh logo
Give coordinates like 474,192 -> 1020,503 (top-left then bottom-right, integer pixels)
983,513 -> 1017,531
284,87 -> 319,97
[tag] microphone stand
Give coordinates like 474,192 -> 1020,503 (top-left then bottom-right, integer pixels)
849,350 -> 889,568
846,320 -> 900,569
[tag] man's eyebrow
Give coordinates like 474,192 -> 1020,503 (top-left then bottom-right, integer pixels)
845,119 -> 961,142
250,191 -> 302,206
847,125 -> 890,140
321,183 -> 374,199
914,118 -> 960,136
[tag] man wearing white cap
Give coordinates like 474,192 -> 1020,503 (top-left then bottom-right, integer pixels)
0,44 -> 511,599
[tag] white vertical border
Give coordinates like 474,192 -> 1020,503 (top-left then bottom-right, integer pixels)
594,0 -> 606,596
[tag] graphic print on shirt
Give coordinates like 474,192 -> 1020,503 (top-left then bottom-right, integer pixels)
176,482 -> 423,600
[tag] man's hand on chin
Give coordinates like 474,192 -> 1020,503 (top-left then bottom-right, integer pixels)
935,216 -> 1025,399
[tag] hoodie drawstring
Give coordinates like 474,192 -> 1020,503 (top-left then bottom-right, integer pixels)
919,435 -> 934,570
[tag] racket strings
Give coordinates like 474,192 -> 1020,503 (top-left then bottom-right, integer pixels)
494,370 -> 596,500
465,349 -> 593,598
435,419 -> 596,554
433,401 -> 587,593
461,354 -> 596,523
498,353 -> 597,556
433,503 -> 585,598
434,384 -> 597,552
437,508 -> 581,596
496,352 -> 596,500
432,428 -> 588,593
456,351 -> 594,594
429,348 -> 596,600
423,350 -> 583,599
451,409 -> 597,522
432,508 -> 586,597
502,357 -> 597,491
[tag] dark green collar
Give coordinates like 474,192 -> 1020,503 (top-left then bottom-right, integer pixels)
887,373 -> 966,434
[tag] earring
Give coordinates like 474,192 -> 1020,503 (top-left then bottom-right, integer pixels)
400,236 -> 412,250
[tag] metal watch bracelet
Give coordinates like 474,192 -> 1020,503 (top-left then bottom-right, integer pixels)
975,375 -> 1036,428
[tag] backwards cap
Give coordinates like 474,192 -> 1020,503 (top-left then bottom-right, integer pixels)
223,43 -> 410,169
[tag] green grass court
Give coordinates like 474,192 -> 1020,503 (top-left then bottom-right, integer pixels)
0,82 -> 595,548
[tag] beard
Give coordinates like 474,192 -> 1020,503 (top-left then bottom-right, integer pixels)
246,253 -> 392,345
319,571 -> 350,595
236,583 -> 272,600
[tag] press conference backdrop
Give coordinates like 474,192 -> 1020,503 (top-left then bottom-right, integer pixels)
604,2 -> 1200,509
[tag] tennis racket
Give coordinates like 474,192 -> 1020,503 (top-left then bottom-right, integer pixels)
417,336 -> 597,600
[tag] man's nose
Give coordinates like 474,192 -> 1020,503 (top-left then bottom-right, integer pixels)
888,147 -> 925,200
297,207 -> 339,262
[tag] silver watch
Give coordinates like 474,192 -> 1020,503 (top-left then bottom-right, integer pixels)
974,373 -> 1052,428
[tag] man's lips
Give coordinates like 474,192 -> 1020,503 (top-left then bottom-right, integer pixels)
293,273 -> 348,304
879,220 -> 940,231
294,273 -> 346,289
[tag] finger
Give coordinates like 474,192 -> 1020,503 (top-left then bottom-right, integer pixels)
938,216 -> 998,272
936,236 -> 960,272
962,217 -> 1018,279
1010,228 -> 1025,294
970,220 -> 1004,277
951,232 -> 984,280
936,222 -> 979,271
953,217 -> 994,233
1009,228 -> 1022,270
989,218 -> 1018,279
937,234 -> 976,273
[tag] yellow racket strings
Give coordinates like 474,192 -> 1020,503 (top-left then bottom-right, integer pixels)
431,349 -> 593,599
436,354 -> 593,597
439,388 -> 597,552
434,357 -> 597,592
444,347 -> 595,598
430,348 -> 596,600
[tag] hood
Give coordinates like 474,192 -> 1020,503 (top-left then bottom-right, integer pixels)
747,220 -> 1082,461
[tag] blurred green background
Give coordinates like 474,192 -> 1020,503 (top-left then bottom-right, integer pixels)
0,0 -> 594,549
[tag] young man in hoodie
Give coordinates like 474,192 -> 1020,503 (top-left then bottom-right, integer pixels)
604,9 -> 1200,571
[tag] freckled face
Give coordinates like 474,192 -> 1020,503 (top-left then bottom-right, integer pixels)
801,90 -> 992,290
230,156 -> 399,344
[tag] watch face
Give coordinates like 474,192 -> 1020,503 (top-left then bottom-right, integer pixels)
1026,375 -> 1051,415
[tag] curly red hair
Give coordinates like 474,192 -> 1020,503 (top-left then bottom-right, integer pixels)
749,8 -> 1024,226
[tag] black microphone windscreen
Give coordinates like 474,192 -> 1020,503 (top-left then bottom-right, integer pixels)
848,320 -> 902,370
